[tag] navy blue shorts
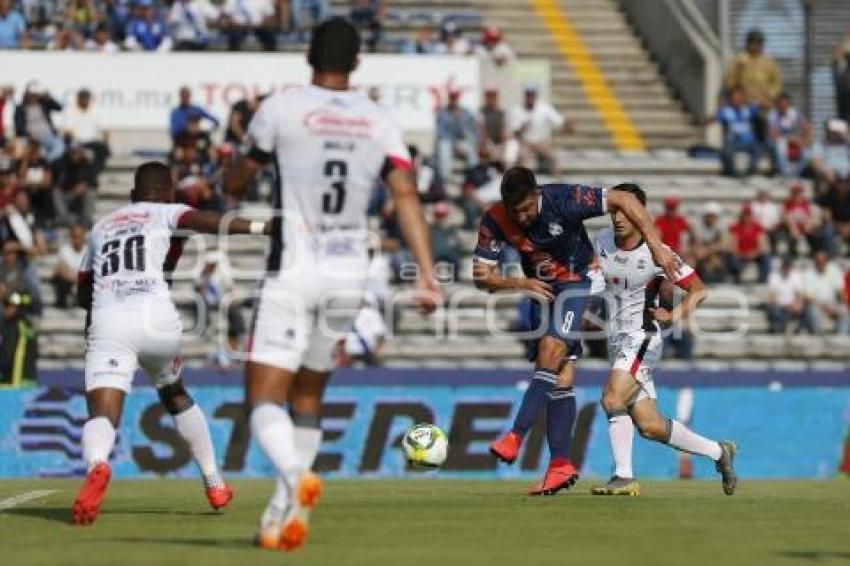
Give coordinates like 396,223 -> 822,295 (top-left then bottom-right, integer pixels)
523,277 -> 592,362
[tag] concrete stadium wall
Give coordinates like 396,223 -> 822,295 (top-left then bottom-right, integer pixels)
1,369 -> 848,480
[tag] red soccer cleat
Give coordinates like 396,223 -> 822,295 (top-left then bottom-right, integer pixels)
72,462 -> 112,525
528,458 -> 579,496
205,485 -> 234,511
489,431 -> 522,464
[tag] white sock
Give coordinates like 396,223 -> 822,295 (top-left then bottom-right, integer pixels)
294,427 -> 322,470
82,416 -> 116,472
250,404 -> 303,511
608,414 -> 634,479
668,420 -> 722,461
173,404 -> 222,488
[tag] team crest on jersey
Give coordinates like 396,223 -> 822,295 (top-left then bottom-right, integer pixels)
490,239 -> 504,253
548,223 -> 563,236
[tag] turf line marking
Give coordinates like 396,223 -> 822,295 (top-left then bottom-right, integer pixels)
529,0 -> 645,151
0,489 -> 58,511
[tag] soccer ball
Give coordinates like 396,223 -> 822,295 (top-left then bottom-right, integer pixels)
402,423 -> 448,469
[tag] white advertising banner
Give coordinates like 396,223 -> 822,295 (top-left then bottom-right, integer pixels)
1,52 -> 480,133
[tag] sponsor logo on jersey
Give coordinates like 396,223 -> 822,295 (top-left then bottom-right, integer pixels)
614,255 -> 629,265
637,259 -> 647,270
303,108 -> 373,138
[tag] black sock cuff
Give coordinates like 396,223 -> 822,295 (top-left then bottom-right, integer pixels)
291,411 -> 321,429
606,408 -> 629,419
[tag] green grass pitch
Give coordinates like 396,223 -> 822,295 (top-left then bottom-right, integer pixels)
1,478 -> 849,566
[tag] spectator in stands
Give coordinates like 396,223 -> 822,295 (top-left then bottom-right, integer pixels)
713,86 -> 764,177
833,30 -> 850,123
349,0 -> 384,53
725,28 -> 782,109
817,177 -> 850,256
435,88 -> 479,178
167,0 -> 220,51
0,0 -> 30,49
47,25 -> 85,50
340,296 -> 386,367
768,92 -> 812,178
812,119 -> 850,195
64,0 -> 99,37
61,88 -> 110,176
0,85 -> 13,144
779,183 -> 820,258
0,192 -> 46,309
460,152 -> 503,230
692,201 -> 729,284
435,20 -> 471,56
429,202 -> 463,281
654,195 -> 692,255
14,82 -> 65,164
225,93 -> 263,145
0,152 -> 18,209
507,86 -> 568,175
52,224 -> 87,309
475,26 -> 517,110
404,25 -> 437,55
408,144 -> 444,203
475,26 -> 515,67
479,88 -> 507,163
170,86 -> 219,142
53,144 -> 96,227
100,0 -> 129,43
802,249 -> 848,334
766,255 -> 806,334
290,0 -> 329,36
727,202 -> 770,284
193,250 -> 244,366
124,0 -> 172,52
15,140 -> 54,227
220,0 -> 277,52
751,189 -> 781,254
85,22 -> 120,52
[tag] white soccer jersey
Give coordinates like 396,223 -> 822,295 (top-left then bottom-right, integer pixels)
247,85 -> 412,274
80,202 -> 192,312
593,228 -> 696,338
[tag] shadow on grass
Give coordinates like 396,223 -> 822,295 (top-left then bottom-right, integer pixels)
4,506 -> 219,525
779,551 -> 850,561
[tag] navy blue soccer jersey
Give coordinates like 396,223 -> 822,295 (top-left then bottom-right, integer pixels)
474,183 -> 606,282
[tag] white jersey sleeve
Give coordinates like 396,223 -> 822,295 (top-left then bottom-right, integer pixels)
246,96 -> 279,157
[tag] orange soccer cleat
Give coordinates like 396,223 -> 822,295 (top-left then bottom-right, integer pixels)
72,462 -> 112,525
489,431 -> 522,464
205,484 -> 234,511
256,471 -> 323,552
527,458 -> 579,496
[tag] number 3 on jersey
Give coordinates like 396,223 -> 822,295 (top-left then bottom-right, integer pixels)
323,160 -> 347,214
101,235 -> 145,276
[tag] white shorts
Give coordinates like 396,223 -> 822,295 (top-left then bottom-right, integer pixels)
85,306 -> 183,393
247,271 -> 368,373
610,332 -> 662,405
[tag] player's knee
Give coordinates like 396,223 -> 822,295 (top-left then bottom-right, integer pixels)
636,419 -> 669,442
158,382 -> 194,415
600,394 -> 626,417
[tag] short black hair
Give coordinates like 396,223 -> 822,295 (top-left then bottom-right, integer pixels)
610,182 -> 646,206
500,166 -> 538,208
132,161 -> 171,202
746,28 -> 765,44
308,17 -> 360,73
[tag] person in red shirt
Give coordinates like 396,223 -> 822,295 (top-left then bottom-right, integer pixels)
779,183 -> 820,257
844,270 -> 850,307
655,195 -> 693,254
728,202 -> 771,283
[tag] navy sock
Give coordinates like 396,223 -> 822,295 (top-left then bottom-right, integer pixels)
511,370 -> 557,436
546,387 -> 577,460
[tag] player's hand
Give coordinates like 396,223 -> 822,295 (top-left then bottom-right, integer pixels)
650,243 -> 679,281
649,307 -> 675,325
521,279 -> 555,302
414,272 -> 443,315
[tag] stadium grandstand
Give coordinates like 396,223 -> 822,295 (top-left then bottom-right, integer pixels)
0,0 -> 847,376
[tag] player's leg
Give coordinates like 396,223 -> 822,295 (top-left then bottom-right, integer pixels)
73,344 -> 135,525
288,367 -> 330,471
630,398 -> 737,495
590,368 -> 640,496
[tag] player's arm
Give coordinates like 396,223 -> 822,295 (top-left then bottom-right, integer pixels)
223,148 -> 268,199
605,189 -> 678,280
385,167 -> 441,314
176,209 -> 270,236
650,271 -> 706,325
77,271 -> 93,312
472,261 -> 554,301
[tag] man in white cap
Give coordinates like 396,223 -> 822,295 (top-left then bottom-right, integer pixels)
506,86 -> 570,175
812,119 -> 850,187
